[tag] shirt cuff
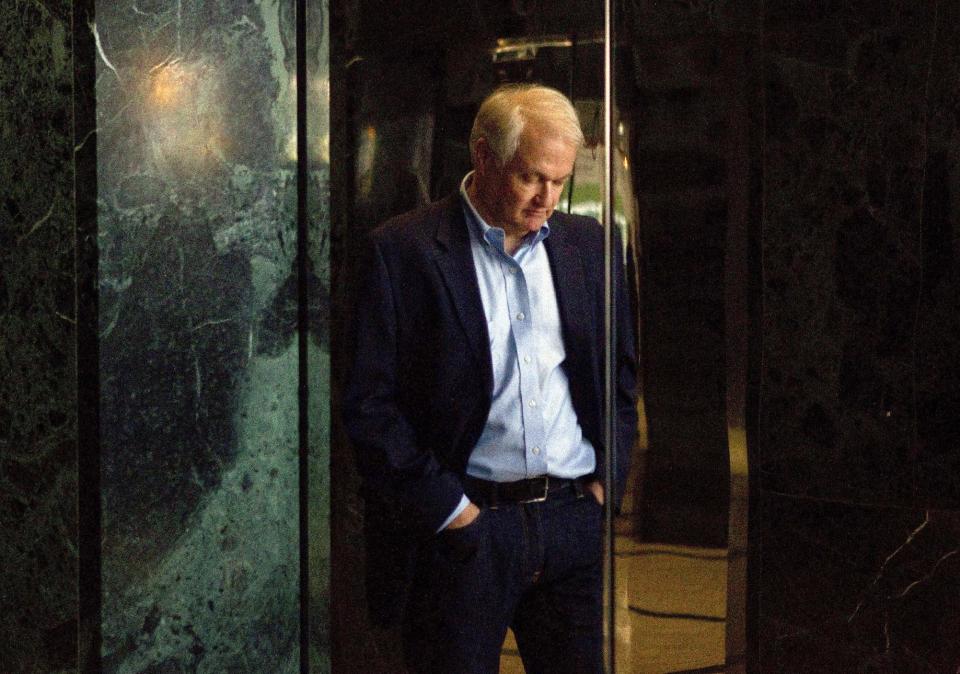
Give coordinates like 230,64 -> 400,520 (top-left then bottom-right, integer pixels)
436,494 -> 471,533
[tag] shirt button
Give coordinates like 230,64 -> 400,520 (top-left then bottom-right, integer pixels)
523,355 -> 532,364
529,400 -> 537,408
516,312 -> 525,321
532,447 -> 541,455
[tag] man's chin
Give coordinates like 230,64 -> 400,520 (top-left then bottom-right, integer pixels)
522,212 -> 550,230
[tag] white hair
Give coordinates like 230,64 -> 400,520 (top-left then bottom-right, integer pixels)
469,84 -> 584,166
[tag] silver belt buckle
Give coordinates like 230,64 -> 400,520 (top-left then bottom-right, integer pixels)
522,475 -> 550,504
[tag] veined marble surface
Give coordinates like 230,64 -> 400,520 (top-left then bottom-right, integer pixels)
0,0 -> 78,670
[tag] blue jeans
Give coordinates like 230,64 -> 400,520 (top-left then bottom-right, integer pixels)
403,484 -> 604,674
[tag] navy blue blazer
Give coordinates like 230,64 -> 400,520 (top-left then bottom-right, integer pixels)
342,193 -> 638,621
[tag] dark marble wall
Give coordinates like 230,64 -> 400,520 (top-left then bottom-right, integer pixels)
0,1 -> 79,670
758,0 -> 960,670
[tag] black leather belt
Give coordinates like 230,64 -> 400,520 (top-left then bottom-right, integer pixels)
463,475 -> 587,508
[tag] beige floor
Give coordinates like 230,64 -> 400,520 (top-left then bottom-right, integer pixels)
500,536 -> 727,674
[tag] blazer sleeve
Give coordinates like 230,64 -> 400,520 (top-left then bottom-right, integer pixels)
341,231 -> 465,536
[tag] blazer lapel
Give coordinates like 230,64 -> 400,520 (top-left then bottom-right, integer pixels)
431,196 -> 494,396
545,219 -> 594,364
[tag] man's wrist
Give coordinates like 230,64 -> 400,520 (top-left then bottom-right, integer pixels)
445,501 -> 480,530
436,494 -> 471,533
585,480 -> 605,506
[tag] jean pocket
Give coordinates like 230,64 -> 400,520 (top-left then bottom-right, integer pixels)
437,508 -> 487,563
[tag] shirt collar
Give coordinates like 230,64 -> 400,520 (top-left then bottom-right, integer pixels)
459,171 -> 551,253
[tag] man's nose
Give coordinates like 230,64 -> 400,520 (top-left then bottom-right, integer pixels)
536,181 -> 559,206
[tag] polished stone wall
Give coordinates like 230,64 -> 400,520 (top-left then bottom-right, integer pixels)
0,1 -> 78,670
758,0 -> 960,670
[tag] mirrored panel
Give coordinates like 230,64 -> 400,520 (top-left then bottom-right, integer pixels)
330,1 -> 754,671
611,1 -> 760,671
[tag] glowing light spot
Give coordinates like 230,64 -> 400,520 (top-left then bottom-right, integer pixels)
151,66 -> 183,107
142,60 -> 227,171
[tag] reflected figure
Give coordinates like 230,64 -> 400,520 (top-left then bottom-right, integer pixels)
342,85 -> 638,673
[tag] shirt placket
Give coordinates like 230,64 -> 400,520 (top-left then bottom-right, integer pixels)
501,254 -> 548,477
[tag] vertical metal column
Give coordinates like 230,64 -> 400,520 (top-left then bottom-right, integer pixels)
723,48 -> 751,673
296,0 -> 310,670
602,0 -> 617,670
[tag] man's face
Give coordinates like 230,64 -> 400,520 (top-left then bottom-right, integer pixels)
473,121 -> 578,240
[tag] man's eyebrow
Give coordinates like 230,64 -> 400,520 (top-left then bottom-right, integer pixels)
527,169 -> 573,181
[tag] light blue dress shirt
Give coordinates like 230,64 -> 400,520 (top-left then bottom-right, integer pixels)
440,173 -> 595,530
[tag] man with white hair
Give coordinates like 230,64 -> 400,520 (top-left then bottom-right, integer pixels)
344,83 -> 638,674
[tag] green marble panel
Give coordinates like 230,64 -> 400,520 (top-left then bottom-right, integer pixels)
92,0 -> 327,669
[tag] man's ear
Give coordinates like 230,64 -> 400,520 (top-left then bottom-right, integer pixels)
473,138 -> 494,177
